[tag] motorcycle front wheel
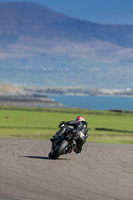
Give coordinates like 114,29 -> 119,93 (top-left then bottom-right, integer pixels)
49,139 -> 69,159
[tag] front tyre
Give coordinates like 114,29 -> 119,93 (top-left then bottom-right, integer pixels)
49,139 -> 69,159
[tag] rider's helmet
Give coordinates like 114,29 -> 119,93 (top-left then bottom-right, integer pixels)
76,116 -> 85,121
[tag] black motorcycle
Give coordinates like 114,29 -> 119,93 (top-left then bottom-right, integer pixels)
48,124 -> 77,159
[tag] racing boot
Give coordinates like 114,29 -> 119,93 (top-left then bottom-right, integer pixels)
74,146 -> 81,155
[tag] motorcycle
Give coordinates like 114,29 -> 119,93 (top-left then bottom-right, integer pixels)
48,124 -> 77,159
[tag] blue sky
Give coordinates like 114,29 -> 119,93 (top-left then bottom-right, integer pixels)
0,0 -> 133,24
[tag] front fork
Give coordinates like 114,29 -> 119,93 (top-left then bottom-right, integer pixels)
50,134 -> 76,153
51,136 -> 62,150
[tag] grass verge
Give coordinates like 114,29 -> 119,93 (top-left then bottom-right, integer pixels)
0,106 -> 133,144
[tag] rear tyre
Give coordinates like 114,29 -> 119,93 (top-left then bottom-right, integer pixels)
49,139 -> 69,159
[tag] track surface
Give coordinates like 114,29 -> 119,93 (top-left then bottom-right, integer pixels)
0,138 -> 133,200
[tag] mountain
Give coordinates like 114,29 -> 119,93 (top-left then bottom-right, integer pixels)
0,2 -> 133,89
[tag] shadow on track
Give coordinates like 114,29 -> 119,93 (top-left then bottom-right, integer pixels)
22,156 -> 71,160
22,156 -> 50,160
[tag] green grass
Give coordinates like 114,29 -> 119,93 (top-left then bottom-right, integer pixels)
0,106 -> 133,144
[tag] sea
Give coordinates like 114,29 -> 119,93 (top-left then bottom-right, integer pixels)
49,95 -> 133,111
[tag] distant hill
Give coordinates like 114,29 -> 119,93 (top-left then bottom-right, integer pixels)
0,84 -> 61,107
0,2 -> 133,88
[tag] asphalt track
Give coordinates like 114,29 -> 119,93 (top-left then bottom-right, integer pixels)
0,138 -> 133,200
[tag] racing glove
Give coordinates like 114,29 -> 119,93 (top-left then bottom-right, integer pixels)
59,121 -> 67,127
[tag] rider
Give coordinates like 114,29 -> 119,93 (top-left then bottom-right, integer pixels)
51,116 -> 89,155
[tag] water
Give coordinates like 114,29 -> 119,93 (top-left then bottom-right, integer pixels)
49,95 -> 133,111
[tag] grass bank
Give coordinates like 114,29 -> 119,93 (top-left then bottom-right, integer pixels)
0,106 -> 133,144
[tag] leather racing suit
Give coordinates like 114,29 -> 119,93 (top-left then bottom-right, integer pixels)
66,120 -> 89,153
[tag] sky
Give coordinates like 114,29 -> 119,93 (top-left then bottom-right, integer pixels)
0,0 -> 133,24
